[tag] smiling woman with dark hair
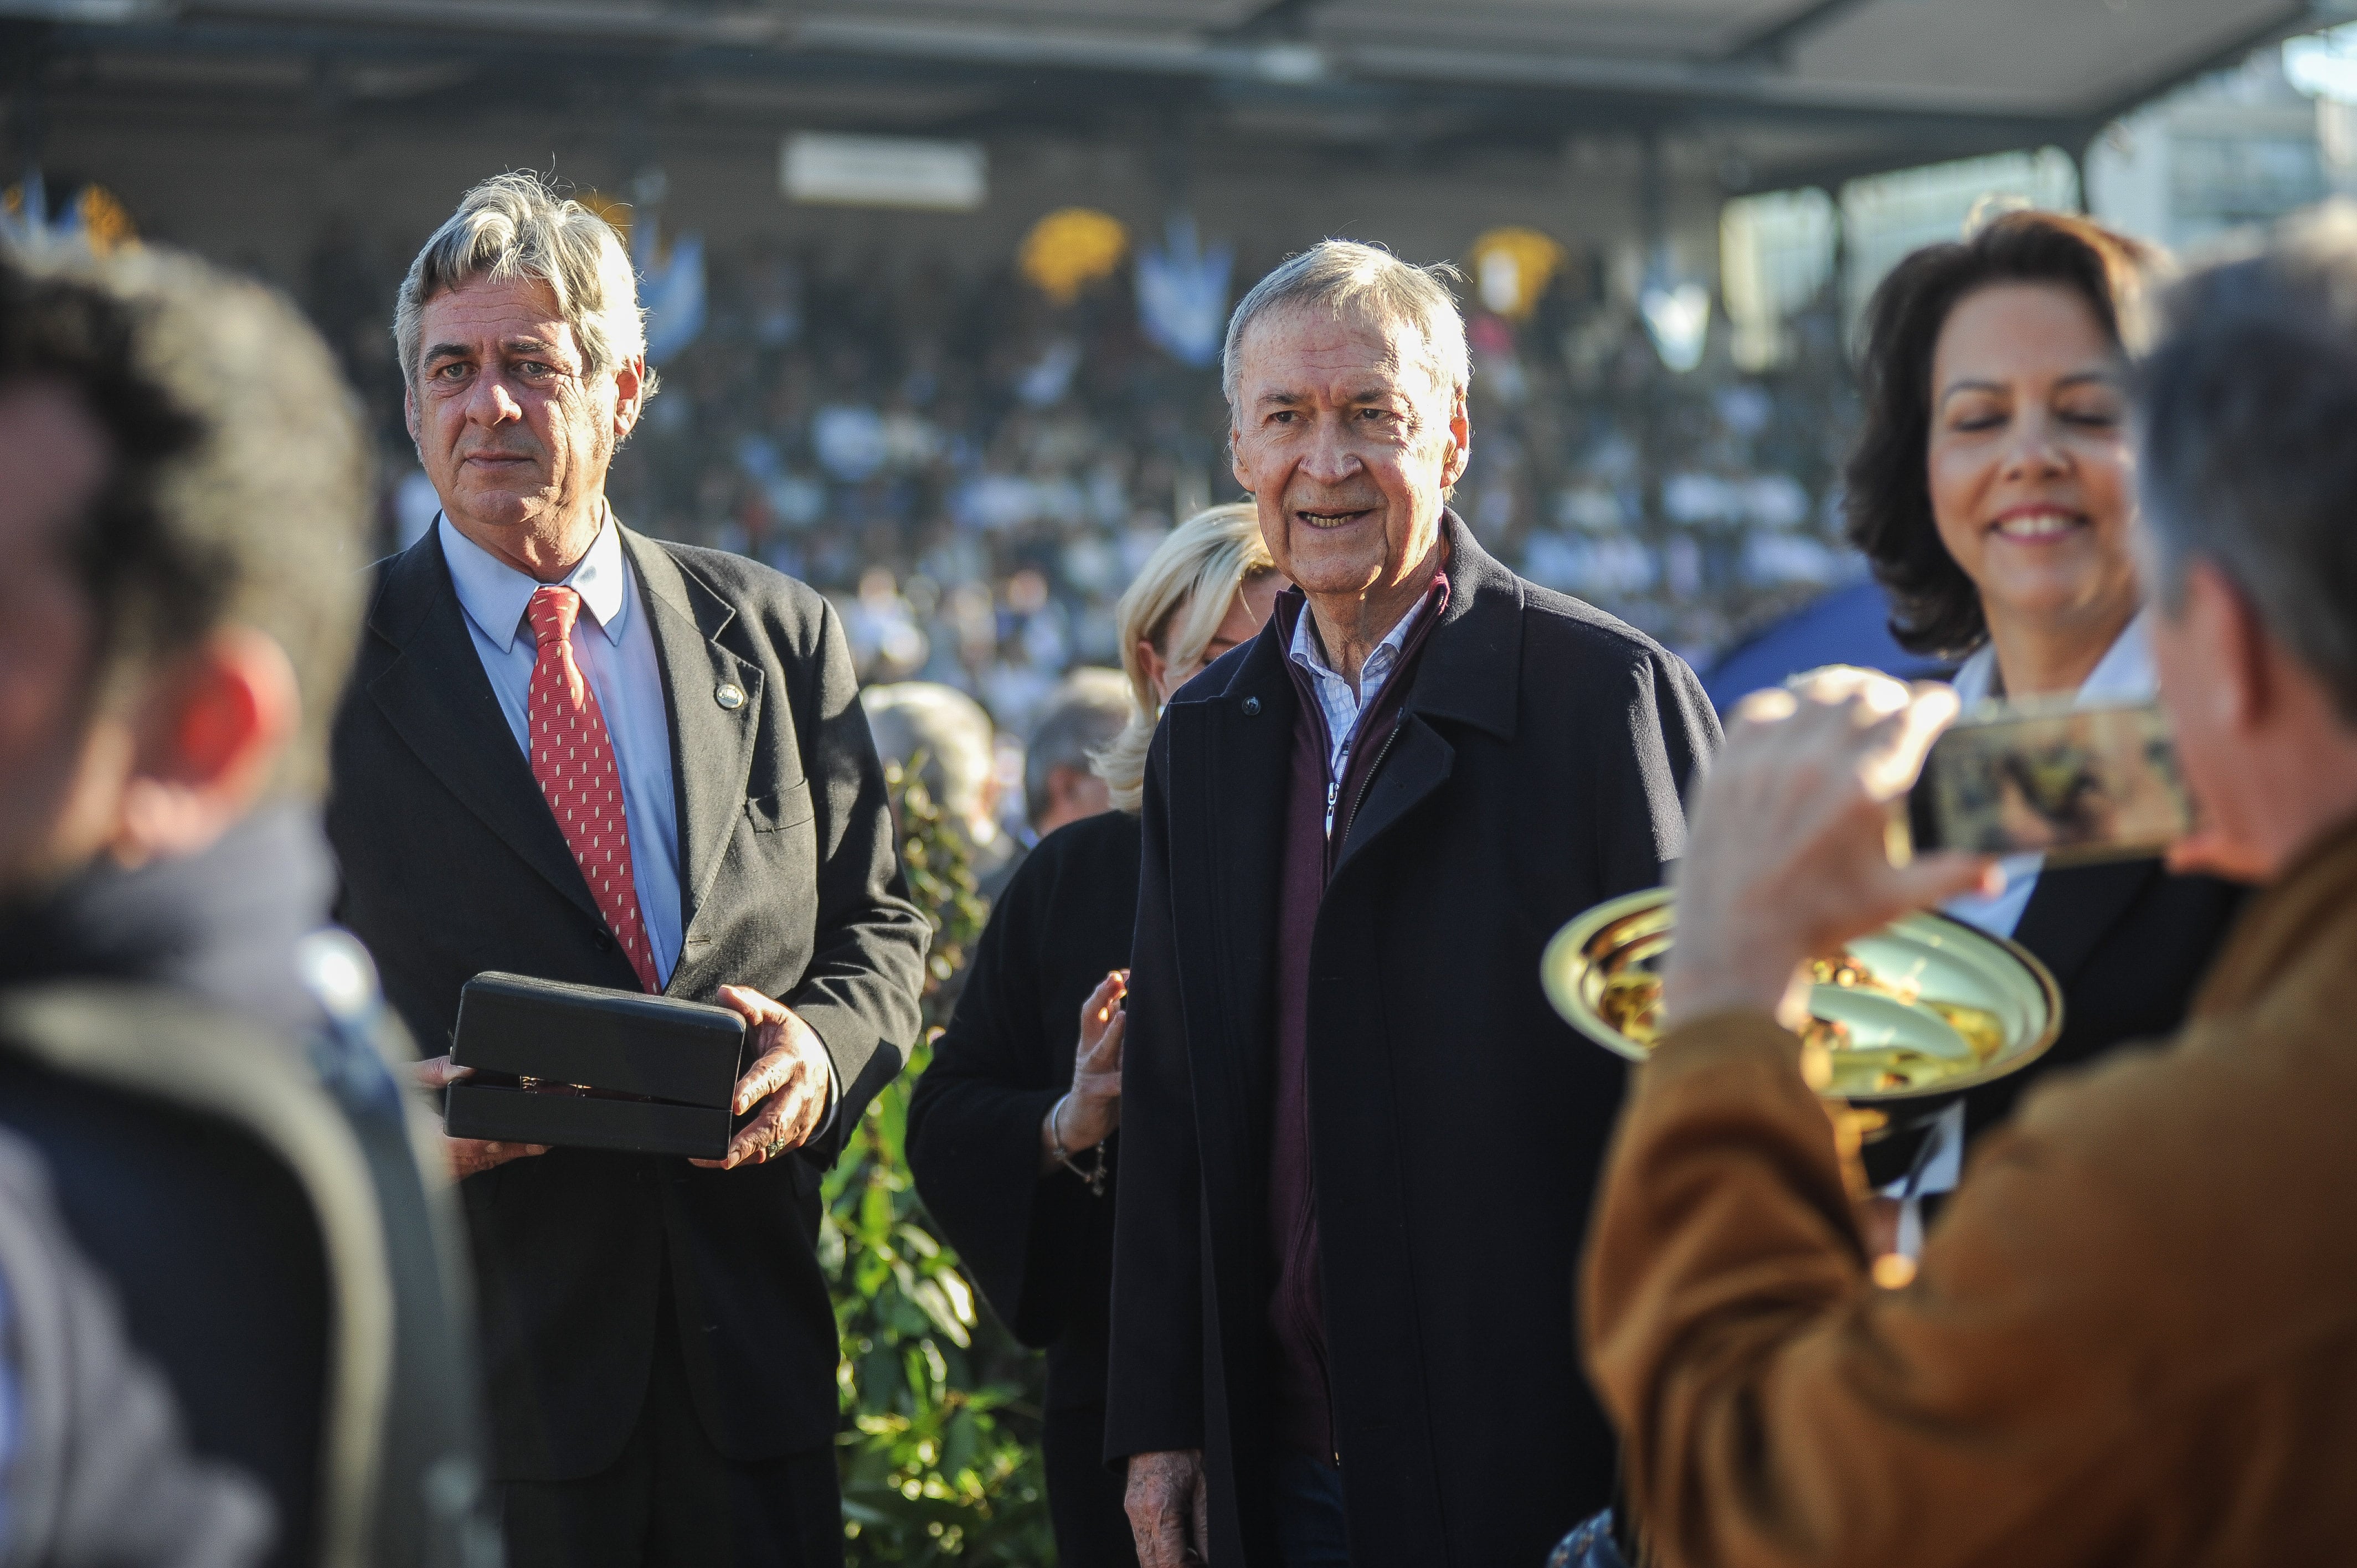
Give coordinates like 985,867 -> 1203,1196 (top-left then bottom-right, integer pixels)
1838,209 -> 2241,1254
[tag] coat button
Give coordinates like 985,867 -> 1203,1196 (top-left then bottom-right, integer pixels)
715,683 -> 745,710
1242,696 -> 1261,716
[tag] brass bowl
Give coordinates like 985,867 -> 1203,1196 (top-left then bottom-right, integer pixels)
1541,888 -> 2063,1108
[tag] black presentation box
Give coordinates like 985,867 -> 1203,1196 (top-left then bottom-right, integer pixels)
444,972 -> 748,1160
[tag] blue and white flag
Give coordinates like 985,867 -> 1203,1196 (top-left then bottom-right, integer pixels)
634,215 -> 707,365
1136,214 -> 1232,368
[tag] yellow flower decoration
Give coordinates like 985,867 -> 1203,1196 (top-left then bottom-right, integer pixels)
577,189 -> 633,250
1020,208 -> 1129,305
76,185 -> 138,255
1469,226 -> 1567,321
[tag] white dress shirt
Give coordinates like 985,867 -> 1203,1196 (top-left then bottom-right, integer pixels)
439,512 -> 685,988
1288,594 -> 1433,837
1881,612 -> 2158,1243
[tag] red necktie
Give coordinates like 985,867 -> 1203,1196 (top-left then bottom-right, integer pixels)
526,585 -> 660,992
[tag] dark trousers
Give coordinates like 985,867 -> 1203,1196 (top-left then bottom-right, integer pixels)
497,1282 -> 842,1568
1042,1401 -> 1138,1567
1272,1452 -> 1350,1568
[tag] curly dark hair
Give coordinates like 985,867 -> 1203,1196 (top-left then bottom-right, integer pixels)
1843,209 -> 2164,658
0,247 -> 370,800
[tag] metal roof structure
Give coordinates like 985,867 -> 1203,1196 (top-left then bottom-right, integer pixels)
2,0 -> 2343,192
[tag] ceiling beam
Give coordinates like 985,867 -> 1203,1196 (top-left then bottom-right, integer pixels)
25,0 -> 2333,170
1720,0 -> 1880,65
1217,0 -> 1327,40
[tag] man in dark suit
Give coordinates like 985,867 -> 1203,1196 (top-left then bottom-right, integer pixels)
328,173 -> 929,1568
1108,243 -> 1720,1568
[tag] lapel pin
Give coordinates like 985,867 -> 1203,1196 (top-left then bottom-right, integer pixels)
1242,696 -> 1262,716
715,683 -> 746,711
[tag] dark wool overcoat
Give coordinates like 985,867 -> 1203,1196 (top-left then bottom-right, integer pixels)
1103,519 -> 1720,1567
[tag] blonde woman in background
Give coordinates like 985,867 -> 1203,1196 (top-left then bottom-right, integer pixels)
909,504 -> 1282,1567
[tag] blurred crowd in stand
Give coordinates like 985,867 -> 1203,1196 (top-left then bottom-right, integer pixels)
298,219 -> 1865,738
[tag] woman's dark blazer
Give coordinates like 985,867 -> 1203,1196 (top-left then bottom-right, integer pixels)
1963,858 -> 2246,1140
1877,858 -> 2244,1199
907,806 -> 1142,1409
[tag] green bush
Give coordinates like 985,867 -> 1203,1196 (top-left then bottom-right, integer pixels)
830,759 -> 1057,1564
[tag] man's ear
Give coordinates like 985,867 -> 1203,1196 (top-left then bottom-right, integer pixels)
2184,559 -> 2269,737
112,627 -> 300,865
403,380 -> 421,450
1230,425 -> 1253,495
613,354 -> 647,439
1439,385 -> 1471,491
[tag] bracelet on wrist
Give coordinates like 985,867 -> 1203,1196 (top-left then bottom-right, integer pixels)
1048,1092 -> 1110,1196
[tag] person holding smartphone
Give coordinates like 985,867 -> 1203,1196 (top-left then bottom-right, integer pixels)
907,504 -> 1283,1568
1842,207 -> 2243,1251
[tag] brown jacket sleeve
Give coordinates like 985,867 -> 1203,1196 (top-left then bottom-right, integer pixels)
1579,983 -> 2357,1568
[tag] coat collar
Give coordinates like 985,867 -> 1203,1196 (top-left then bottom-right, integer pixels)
2191,809 -> 2357,1019
1216,509 -> 1522,742
436,510 -> 633,655
1407,511 -> 1524,742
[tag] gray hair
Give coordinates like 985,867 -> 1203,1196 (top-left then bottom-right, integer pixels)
1024,668 -> 1130,828
859,682 -> 997,831
1221,240 -> 1469,412
393,171 -> 654,398
2136,200 -> 2357,721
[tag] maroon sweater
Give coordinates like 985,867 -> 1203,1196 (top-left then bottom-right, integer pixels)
1265,576 -> 1448,1465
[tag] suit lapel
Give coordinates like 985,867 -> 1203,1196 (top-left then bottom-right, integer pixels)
1329,515 -> 1515,879
1332,715 -> 1454,881
624,530 -> 764,951
365,532 -> 600,925
2010,858 -> 2161,989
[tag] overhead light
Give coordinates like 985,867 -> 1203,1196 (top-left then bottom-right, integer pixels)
1252,44 -> 1327,84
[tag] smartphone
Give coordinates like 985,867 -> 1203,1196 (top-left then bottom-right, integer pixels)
1907,698 -> 2191,865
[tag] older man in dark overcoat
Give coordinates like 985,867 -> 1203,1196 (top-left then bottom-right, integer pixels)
1107,241 -> 1720,1568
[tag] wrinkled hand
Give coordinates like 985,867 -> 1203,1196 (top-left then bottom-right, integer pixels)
691,984 -> 832,1170
1064,969 -> 1127,1149
414,1054 -> 547,1180
1042,971 -> 1127,1173
1126,1448 -> 1210,1568
1665,668 -> 1998,1032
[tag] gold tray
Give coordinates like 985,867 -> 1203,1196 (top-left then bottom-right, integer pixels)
1540,888 -> 2063,1105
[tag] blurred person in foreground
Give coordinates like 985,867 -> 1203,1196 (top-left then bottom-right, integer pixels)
856,680 -> 1016,898
1583,207 -> 2357,1567
0,250 -> 491,1565
328,173 -> 929,1568
1838,209 -> 2243,1256
1022,667 -> 1130,840
0,1129 -> 270,1567
908,506 -> 1282,1568
1109,244 -> 1720,1568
